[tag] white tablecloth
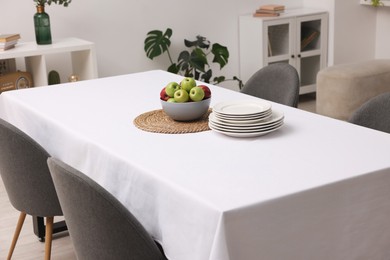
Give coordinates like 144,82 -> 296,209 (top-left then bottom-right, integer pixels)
1,70 -> 390,260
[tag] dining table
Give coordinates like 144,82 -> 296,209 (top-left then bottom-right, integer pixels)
1,70 -> 390,260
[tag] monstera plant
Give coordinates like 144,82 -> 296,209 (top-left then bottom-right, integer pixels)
144,28 -> 242,89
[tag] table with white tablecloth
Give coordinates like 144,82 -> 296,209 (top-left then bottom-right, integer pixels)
1,70 -> 390,260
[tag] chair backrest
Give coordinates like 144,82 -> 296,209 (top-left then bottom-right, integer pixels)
348,92 -> 390,133
47,157 -> 166,260
240,63 -> 300,107
0,118 -> 62,217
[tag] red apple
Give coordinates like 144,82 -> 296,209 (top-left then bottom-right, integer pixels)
198,85 -> 211,99
160,87 -> 169,101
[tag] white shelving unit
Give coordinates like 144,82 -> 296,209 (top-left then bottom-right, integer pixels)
0,37 -> 98,86
239,9 -> 328,95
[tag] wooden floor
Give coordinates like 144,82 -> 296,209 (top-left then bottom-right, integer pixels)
0,175 -> 77,259
0,94 -> 316,259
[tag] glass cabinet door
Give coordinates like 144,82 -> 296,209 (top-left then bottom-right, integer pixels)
296,14 -> 327,94
264,19 -> 294,65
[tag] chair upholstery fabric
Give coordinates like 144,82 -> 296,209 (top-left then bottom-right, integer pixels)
0,118 -> 62,217
317,59 -> 390,121
47,157 -> 167,260
240,63 -> 300,107
348,92 -> 390,134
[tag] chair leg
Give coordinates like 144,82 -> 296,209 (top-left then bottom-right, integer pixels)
7,212 -> 27,260
44,217 -> 54,260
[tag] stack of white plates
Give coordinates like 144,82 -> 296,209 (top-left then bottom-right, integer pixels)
209,100 -> 284,137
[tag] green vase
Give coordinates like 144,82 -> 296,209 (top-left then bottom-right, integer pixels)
34,5 -> 52,45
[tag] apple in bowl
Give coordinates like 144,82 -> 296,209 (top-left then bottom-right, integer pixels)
160,79 -> 212,121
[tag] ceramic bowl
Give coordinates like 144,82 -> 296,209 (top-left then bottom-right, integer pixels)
161,98 -> 211,121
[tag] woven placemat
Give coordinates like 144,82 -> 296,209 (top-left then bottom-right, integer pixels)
134,109 -> 211,134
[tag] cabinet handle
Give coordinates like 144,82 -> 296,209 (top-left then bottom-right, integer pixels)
291,55 -> 295,58
298,54 -> 301,58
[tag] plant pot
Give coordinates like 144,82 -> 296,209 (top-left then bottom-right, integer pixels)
34,5 -> 52,45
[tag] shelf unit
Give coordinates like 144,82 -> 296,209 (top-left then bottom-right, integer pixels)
0,37 -> 98,87
239,9 -> 328,95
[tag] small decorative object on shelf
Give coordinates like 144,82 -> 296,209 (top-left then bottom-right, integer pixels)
0,71 -> 33,93
34,4 -> 52,45
33,0 -> 72,45
48,70 -> 61,85
68,74 -> 79,82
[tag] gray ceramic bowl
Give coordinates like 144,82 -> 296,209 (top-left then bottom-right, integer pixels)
161,98 -> 211,121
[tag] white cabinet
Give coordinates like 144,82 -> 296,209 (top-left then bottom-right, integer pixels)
0,37 -> 98,87
239,9 -> 328,94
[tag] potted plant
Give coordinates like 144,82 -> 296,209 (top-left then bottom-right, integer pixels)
144,28 -> 243,89
366,0 -> 383,6
33,0 -> 72,45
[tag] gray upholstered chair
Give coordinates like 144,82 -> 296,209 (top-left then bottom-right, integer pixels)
47,157 -> 167,260
240,63 -> 300,107
0,118 -> 63,260
348,92 -> 390,134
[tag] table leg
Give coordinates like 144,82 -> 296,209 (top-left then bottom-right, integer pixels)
32,216 -> 67,242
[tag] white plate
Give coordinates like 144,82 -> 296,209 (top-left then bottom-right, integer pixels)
213,100 -> 272,116
209,120 -> 283,133
213,110 -> 272,121
212,111 -> 273,124
209,109 -> 284,127
210,118 -> 283,131
209,122 -> 284,138
213,107 -> 271,118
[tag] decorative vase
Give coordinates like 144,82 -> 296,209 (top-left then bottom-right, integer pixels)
34,5 -> 52,45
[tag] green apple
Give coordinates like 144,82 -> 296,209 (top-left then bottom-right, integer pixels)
165,82 -> 180,97
167,97 -> 176,103
174,89 -> 189,103
189,86 -> 205,102
180,77 -> 196,93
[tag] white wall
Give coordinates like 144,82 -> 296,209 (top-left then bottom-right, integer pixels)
2,0 -> 389,90
1,0 -> 301,91
303,0 -> 377,66
376,7 -> 390,59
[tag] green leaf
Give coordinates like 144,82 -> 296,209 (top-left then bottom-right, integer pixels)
177,51 -> 190,72
213,76 -> 226,84
167,63 -> 179,74
144,28 -> 172,60
211,43 -> 229,69
184,35 -> 210,49
189,48 -> 208,73
201,69 -> 212,83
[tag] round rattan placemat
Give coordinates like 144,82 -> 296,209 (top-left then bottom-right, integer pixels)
133,109 -> 211,134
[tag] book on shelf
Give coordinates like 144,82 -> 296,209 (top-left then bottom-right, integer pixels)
253,12 -> 280,17
301,27 -> 320,51
0,34 -> 20,52
0,34 -> 20,43
255,8 -> 285,14
0,45 -> 16,51
268,36 -> 273,57
258,4 -> 285,11
0,39 -> 19,48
